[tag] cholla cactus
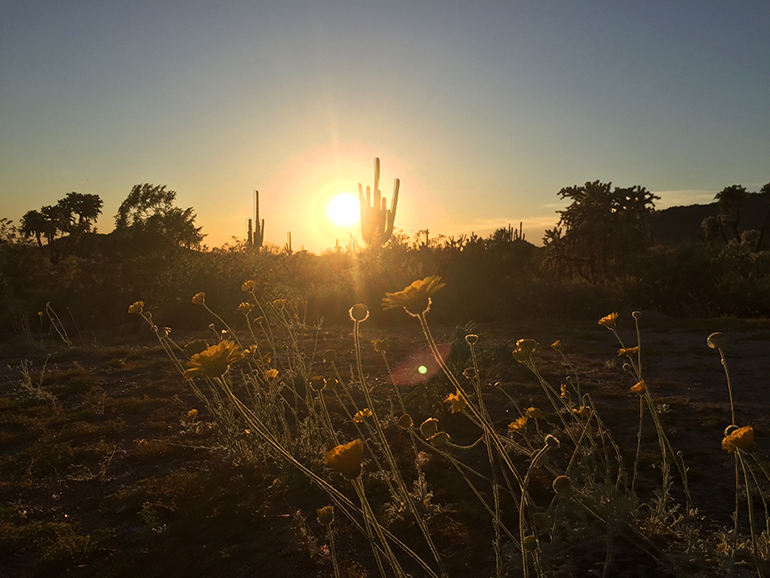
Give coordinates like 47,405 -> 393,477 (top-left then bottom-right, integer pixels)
359,158 -> 399,246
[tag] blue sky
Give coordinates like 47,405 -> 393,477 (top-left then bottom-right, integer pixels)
1,1 -> 768,251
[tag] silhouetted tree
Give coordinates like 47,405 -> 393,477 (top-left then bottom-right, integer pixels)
114,184 -> 204,252
542,181 -> 659,283
714,185 -> 748,242
19,192 -> 103,264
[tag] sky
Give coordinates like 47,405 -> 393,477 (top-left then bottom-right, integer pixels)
1,1 -> 769,252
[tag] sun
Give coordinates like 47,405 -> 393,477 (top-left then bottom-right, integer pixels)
327,192 -> 360,227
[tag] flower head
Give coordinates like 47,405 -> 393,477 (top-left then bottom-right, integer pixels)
598,312 -> 619,329
324,439 -> 364,479
551,340 -> 561,351
512,339 -> 538,363
128,301 -> 144,314
183,339 -> 208,357
317,506 -> 334,525
309,376 -> 326,391
618,346 -> 639,357
265,368 -> 279,379
323,349 -> 337,363
382,275 -> 446,315
465,334 -> 479,345
526,407 -> 543,420
444,390 -> 467,414
508,416 -> 528,433
722,425 -> 754,454
552,475 -> 572,496
272,299 -> 286,309
184,341 -> 245,380
237,302 -> 254,314
560,383 -> 569,398
353,408 -> 373,423
372,338 -> 389,353
428,431 -> 450,449
191,292 -> 206,305
573,406 -> 592,418
630,380 -> 646,394
398,414 -> 414,429
707,332 -> 727,350
420,417 -> 439,438
349,303 -> 369,322
241,280 -> 255,292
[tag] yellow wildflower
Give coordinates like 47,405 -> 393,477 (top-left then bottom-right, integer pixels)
324,439 -> 364,479
722,425 -> 754,454
382,275 -> 446,315
573,406 -> 592,418
444,390 -> 467,413
598,312 -> 619,329
265,368 -> 279,379
630,380 -> 646,394
191,292 -> 205,305
551,340 -> 561,351
128,301 -> 144,314
272,299 -> 286,309
184,341 -> 245,380
618,346 -> 639,356
526,407 -> 543,419
182,409 -> 198,423
353,408 -> 372,423
508,416 -> 528,433
241,280 -> 255,292
237,302 -> 254,314
560,383 -> 569,398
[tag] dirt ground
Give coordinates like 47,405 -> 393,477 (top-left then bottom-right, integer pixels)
0,312 -> 768,577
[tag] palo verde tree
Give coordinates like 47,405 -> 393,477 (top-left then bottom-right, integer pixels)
114,184 -> 204,252
543,181 -> 659,283
20,192 -> 103,264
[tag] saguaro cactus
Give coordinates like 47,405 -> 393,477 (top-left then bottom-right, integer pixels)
253,190 -> 265,247
359,158 -> 400,246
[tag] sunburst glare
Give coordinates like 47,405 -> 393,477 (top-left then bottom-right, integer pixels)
327,192 -> 360,227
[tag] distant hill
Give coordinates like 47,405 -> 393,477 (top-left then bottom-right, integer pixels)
649,193 -> 768,246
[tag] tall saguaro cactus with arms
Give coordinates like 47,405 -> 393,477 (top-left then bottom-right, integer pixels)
358,157 -> 400,246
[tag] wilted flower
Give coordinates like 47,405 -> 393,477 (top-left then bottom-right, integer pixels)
722,425 -> 754,454
465,334 -> 478,345
272,299 -> 286,309
324,439 -> 364,479
237,302 -> 254,314
532,512 -> 552,530
552,475 -> 572,496
516,339 -> 538,356
630,380 -> 646,394
707,332 -> 727,349
252,316 -> 264,325
462,367 -> 477,380
353,408 -> 373,423
522,535 -> 539,551
191,292 -> 206,305
598,312 -> 619,329
551,340 -> 561,351
265,368 -> 279,379
316,506 -> 334,525
428,431 -> 450,449
526,407 -> 543,419
184,341 -> 245,380
398,414 -> 414,429
241,280 -> 255,292
420,417 -> 439,438
382,275 -> 446,315
560,383 -> 569,398
508,416 -> 528,433
128,301 -> 144,314
618,346 -> 639,356
444,390 -> 467,413
182,409 -> 199,423
545,434 -> 560,449
632,310 -> 641,319
325,377 -> 339,391
323,349 -> 337,363
309,376 -> 326,391
349,303 -> 369,322
372,338 -> 389,353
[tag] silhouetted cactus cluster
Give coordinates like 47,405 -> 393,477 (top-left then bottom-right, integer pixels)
359,158 -> 400,246
248,190 -> 265,248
